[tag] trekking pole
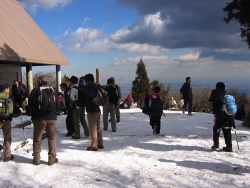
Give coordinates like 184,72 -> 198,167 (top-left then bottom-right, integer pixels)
20,108 -> 29,153
234,129 -> 240,151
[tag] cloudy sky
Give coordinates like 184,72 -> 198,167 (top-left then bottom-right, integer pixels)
18,0 -> 250,86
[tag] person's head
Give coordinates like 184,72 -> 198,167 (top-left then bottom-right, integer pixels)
216,82 -> 225,90
84,74 -> 94,85
60,83 -> 68,92
79,76 -> 85,83
14,80 -> 19,86
69,76 -> 78,85
109,77 -> 115,85
0,82 -> 11,93
37,76 -> 47,86
186,77 -> 192,83
153,86 -> 161,93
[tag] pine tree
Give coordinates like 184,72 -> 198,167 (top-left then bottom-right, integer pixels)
131,59 -> 151,106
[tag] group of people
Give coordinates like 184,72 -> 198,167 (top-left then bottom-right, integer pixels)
0,75 -> 238,164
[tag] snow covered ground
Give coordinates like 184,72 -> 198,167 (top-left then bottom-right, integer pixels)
1,108 -> 250,188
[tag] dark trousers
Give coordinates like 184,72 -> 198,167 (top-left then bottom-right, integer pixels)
150,115 -> 161,133
213,119 -> 232,147
183,98 -> 193,113
66,108 -> 75,134
14,96 -> 23,107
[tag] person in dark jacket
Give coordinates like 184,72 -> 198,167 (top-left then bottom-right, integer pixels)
180,77 -> 193,115
209,82 -> 235,152
11,80 -> 25,107
28,76 -> 60,165
0,82 -> 14,161
79,74 -> 104,151
103,78 -> 118,132
60,83 -> 75,137
144,89 -> 150,106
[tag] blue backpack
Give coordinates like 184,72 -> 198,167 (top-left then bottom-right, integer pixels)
222,94 -> 237,115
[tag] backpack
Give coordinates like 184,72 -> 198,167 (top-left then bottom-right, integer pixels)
94,85 -> 109,106
151,97 -> 163,114
72,86 -> 86,107
37,86 -> 56,111
221,94 -> 237,115
0,92 -> 14,117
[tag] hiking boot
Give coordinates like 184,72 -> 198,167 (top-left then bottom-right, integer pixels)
103,128 -> 108,131
188,113 -> 193,116
117,117 -> 120,123
87,146 -> 98,151
112,130 -> 116,132
98,145 -> 104,149
72,135 -> 81,139
153,126 -> 157,134
223,147 -> 233,152
4,155 -> 14,162
65,132 -> 74,137
33,155 -> 40,165
48,156 -> 58,165
211,144 -> 219,150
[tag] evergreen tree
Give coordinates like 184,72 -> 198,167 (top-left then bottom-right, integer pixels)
151,80 -> 171,106
131,59 -> 151,106
223,0 -> 250,48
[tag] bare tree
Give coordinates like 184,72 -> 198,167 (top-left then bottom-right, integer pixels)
192,87 -> 212,112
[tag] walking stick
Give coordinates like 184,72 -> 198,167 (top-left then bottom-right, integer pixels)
20,109 -> 29,153
234,129 -> 240,150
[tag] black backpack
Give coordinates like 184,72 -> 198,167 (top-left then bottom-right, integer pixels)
151,97 -> 163,114
38,86 -> 56,111
72,86 -> 86,107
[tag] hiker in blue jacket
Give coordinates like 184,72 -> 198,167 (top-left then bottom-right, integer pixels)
79,74 -> 104,151
209,82 -> 235,152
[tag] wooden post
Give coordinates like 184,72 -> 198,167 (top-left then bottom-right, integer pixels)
96,68 -> 100,85
26,63 -> 33,96
56,65 -> 61,91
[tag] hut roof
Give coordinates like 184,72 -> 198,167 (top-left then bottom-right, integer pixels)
0,0 -> 70,66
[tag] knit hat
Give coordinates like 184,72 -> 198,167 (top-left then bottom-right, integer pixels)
69,76 -> 78,84
0,82 -> 10,91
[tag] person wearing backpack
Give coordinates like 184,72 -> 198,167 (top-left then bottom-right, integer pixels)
78,74 -> 104,151
28,76 -> 60,165
149,86 -> 163,134
0,82 -> 14,161
209,82 -> 236,152
69,76 -> 89,139
180,77 -> 193,115
103,78 -> 119,132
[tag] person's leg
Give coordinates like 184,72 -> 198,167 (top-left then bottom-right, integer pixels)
95,112 -> 103,148
2,120 -> 12,158
156,116 -> 161,134
103,105 -> 109,130
182,99 -> 188,113
188,99 -> 193,114
115,105 -> 120,122
110,104 -> 116,131
33,120 -> 46,164
72,108 -> 81,137
45,120 -> 58,164
222,128 -> 232,150
79,107 -> 89,137
87,112 -> 98,149
66,109 -> 75,135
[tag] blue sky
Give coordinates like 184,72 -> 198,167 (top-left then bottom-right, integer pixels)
18,0 -> 250,87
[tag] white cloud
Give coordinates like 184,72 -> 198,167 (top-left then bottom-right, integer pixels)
113,43 -> 169,54
110,12 -> 168,42
178,52 -> 200,61
18,0 -> 71,13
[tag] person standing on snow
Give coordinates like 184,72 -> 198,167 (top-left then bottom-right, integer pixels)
180,77 -> 193,115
